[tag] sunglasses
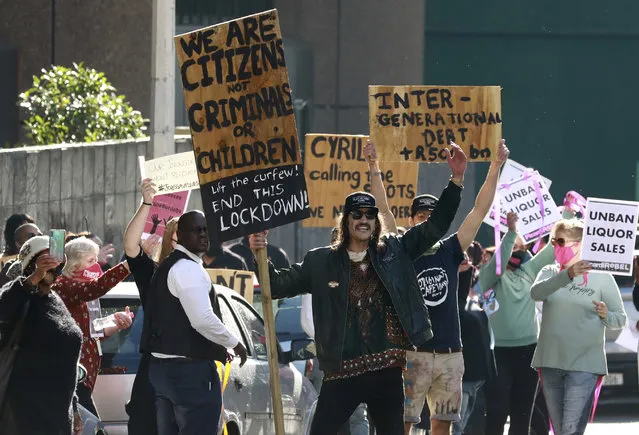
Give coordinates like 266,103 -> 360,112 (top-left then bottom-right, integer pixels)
551,237 -> 579,247
350,209 -> 378,220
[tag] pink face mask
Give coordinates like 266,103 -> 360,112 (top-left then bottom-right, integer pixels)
72,262 -> 103,282
554,245 -> 577,267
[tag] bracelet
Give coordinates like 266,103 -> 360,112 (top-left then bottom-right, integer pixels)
370,171 -> 382,176
142,201 -> 152,206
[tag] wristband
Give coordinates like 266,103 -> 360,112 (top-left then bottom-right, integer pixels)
370,171 -> 382,176
142,201 -> 152,206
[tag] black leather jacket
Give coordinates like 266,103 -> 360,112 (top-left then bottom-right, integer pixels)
265,181 -> 462,372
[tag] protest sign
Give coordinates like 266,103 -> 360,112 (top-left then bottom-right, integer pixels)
369,86 -> 501,163
143,191 -> 191,238
175,9 -> 309,244
581,198 -> 639,276
175,11 -> 307,433
206,269 -> 255,303
140,152 -> 199,194
500,159 -> 552,189
303,134 -> 418,228
484,172 -> 562,243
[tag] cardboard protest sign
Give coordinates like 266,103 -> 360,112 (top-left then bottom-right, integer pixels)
369,86 -> 501,163
175,9 -> 309,244
581,198 -> 639,276
500,159 -> 552,189
206,269 -> 255,303
303,134 -> 418,228
141,152 -> 199,194
143,191 -> 191,238
485,172 -> 562,243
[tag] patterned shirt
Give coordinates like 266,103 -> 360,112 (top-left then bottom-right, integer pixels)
55,263 -> 130,391
324,253 -> 410,381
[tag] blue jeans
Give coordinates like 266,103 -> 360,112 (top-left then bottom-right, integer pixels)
539,367 -> 598,435
452,380 -> 485,435
149,358 -> 221,435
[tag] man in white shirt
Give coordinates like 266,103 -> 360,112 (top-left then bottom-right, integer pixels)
142,210 -> 247,435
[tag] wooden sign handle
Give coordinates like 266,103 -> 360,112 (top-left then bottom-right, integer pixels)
255,247 -> 285,434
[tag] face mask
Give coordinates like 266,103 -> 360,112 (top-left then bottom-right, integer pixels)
507,250 -> 526,269
554,245 -> 577,266
72,262 -> 103,282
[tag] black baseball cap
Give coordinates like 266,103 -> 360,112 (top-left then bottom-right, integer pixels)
411,194 -> 439,216
344,192 -> 378,214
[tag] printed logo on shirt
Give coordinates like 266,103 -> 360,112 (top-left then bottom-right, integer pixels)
417,267 -> 449,306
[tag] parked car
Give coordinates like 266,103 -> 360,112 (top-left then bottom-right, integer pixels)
599,285 -> 639,405
92,282 -> 318,434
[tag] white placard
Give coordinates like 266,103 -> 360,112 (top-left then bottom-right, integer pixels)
484,171 -> 562,243
581,198 -> 639,276
141,152 -> 200,194
500,159 -> 552,189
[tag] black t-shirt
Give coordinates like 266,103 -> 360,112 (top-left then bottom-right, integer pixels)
204,248 -> 248,270
125,247 -> 156,308
414,233 -> 464,350
230,237 -> 291,272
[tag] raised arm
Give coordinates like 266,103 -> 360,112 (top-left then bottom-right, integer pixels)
364,139 -> 397,234
124,178 -> 157,258
249,232 -> 312,299
401,142 -> 466,259
55,262 -> 130,304
478,212 -> 519,292
457,140 -> 509,251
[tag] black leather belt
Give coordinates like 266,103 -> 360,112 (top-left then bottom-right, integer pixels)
418,347 -> 462,354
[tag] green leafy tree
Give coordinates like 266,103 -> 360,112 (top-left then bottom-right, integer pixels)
18,63 -> 146,145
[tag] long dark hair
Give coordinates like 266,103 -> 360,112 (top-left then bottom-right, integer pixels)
330,212 -> 385,252
3,214 -> 35,255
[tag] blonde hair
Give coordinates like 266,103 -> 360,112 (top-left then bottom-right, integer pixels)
158,217 -> 179,263
551,219 -> 584,241
63,237 -> 99,277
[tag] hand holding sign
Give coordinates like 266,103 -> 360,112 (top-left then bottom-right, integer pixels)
592,300 -> 608,319
249,231 -> 268,254
568,260 -> 591,279
507,212 -> 518,232
141,178 -> 158,204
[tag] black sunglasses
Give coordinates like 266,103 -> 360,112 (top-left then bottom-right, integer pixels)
551,237 -> 579,247
350,209 -> 378,220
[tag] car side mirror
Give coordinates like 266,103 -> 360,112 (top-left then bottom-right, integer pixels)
287,338 -> 316,362
77,364 -> 87,384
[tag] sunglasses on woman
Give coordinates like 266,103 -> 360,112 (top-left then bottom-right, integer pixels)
550,237 -> 579,247
350,209 -> 378,220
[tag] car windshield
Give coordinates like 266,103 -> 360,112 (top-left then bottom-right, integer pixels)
99,297 -> 143,375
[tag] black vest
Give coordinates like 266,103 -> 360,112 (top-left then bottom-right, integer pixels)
140,250 -> 227,361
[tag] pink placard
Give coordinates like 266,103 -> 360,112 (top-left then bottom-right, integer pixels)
143,191 -> 191,238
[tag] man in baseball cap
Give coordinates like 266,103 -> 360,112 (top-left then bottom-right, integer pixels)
410,194 -> 439,226
246,159 -> 462,432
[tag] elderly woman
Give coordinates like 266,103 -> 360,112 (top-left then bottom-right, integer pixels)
55,237 -> 131,417
0,236 -> 83,434
531,218 -> 626,435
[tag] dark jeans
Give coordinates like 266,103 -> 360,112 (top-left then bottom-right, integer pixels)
149,357 -> 221,435
126,353 -> 161,435
76,382 -> 99,418
310,367 -> 404,435
484,344 -> 538,435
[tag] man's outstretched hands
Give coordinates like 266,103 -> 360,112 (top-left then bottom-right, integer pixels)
445,142 -> 467,185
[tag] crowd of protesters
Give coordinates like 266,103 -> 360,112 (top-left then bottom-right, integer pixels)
0,137 -> 634,435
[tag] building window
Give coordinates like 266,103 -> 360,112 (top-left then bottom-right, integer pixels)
176,0 -> 275,26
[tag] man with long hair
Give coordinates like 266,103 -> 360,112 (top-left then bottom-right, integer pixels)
249,144 -> 466,434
